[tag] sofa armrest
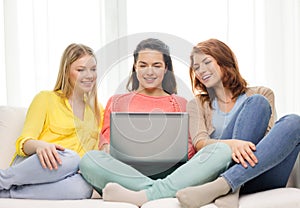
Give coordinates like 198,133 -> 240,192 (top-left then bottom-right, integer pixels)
0,106 -> 27,169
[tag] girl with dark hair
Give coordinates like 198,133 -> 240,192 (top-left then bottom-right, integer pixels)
79,38 -> 232,206
126,38 -> 177,95
176,38 -> 300,208
98,38 -> 186,150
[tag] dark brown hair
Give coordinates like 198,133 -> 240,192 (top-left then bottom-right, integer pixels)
126,38 -> 177,94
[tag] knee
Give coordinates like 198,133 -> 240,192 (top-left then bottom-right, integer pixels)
215,143 -> 232,169
245,94 -> 271,117
215,143 -> 232,160
80,150 -> 102,169
58,149 -> 80,170
79,151 -> 94,174
284,114 -> 300,123
198,143 -> 232,162
207,142 -> 231,153
248,94 -> 270,109
278,114 -> 300,130
59,149 -> 80,160
79,150 -> 108,177
249,94 -> 267,102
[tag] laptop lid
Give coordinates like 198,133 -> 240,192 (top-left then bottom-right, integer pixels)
110,112 -> 188,176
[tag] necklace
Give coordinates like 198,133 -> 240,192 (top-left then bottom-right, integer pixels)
217,97 -> 232,104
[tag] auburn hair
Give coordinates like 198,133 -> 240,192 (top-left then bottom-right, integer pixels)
189,39 -> 247,106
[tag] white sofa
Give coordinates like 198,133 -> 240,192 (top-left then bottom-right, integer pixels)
0,106 -> 299,208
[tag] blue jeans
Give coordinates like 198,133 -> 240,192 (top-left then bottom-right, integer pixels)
219,94 -> 271,144
218,95 -> 300,194
0,149 -> 92,199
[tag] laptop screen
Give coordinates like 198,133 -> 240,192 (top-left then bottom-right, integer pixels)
110,112 -> 188,177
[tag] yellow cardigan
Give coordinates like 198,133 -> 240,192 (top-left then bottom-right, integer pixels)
12,90 -> 104,162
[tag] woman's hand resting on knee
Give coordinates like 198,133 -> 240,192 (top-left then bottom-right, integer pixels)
223,139 -> 258,168
23,139 -> 65,170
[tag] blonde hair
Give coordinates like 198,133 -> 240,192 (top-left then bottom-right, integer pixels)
54,43 -> 100,124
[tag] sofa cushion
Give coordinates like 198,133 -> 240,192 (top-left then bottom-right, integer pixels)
0,199 -> 138,208
0,106 -> 27,169
140,198 -> 218,208
141,188 -> 300,208
238,188 -> 300,208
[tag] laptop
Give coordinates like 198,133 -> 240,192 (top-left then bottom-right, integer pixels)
110,112 -> 189,178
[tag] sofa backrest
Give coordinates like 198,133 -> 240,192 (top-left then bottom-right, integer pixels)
0,106 -> 27,169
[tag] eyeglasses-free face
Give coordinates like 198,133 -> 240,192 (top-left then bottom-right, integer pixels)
135,49 -> 167,96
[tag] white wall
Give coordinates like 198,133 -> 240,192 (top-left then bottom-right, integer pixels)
1,0 -> 299,118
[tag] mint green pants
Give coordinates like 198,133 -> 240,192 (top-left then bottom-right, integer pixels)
79,143 -> 231,200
